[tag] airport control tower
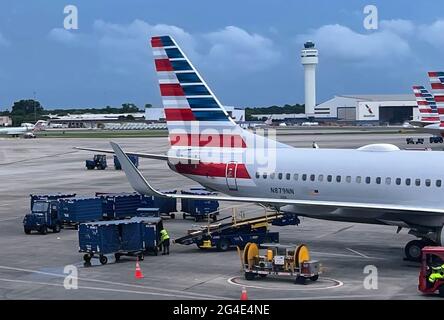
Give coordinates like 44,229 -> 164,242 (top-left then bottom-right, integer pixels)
301,41 -> 318,118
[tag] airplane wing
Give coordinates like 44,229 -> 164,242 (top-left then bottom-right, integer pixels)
110,142 -> 444,215
74,147 -> 198,162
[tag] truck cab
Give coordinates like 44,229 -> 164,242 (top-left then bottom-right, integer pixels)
23,200 -> 62,234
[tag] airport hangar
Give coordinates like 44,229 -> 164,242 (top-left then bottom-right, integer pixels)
314,94 -> 418,125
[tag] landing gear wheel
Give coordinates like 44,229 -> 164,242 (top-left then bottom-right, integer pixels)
99,255 -> 108,265
405,240 -> 426,261
310,275 -> 319,282
295,276 -> 306,285
245,272 -> 255,281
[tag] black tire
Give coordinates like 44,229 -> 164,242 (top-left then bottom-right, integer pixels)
86,166 -> 93,170
39,226 -> 47,235
114,253 -> 121,262
74,224 -> 79,230
153,248 -> 158,256
295,276 -> 306,285
24,227 -> 31,235
194,216 -> 200,222
217,239 -> 230,252
182,213 -> 187,220
170,213 -> 175,219
405,240 -> 426,261
99,255 -> 108,265
310,275 -> 319,282
439,286 -> 444,298
245,272 -> 255,281
211,214 -> 217,222
83,254 -> 92,263
138,254 -> 144,261
53,224 -> 61,233
259,274 -> 267,278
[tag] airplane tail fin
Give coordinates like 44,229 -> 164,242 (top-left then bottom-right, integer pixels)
412,85 -> 439,123
427,72 -> 444,126
150,36 -> 249,149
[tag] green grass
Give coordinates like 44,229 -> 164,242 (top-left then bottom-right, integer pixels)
36,130 -> 168,139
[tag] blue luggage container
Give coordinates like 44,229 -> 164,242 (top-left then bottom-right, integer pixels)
113,154 -> 139,170
99,193 -> 151,219
30,193 -> 76,209
59,197 -> 103,226
180,189 -> 219,222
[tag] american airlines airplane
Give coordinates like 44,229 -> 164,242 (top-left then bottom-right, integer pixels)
79,36 -> 444,261
409,85 -> 439,128
417,72 -> 444,137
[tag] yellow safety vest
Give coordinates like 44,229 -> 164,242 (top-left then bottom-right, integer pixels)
160,230 -> 170,242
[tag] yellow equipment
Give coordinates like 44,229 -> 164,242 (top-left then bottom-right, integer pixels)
241,243 -> 320,284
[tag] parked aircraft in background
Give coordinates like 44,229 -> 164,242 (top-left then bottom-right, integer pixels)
0,120 -> 45,137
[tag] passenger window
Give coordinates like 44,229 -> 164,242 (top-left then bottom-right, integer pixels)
318,174 -> 324,182
278,173 -> 283,180
436,180 -> 442,187
346,176 -> 351,183
270,172 -> 275,179
294,173 -> 298,181
286,173 -> 291,180
336,175 -> 341,183
385,177 -> 391,185
405,178 -> 411,186
263,173 -> 267,179
376,177 -> 381,185
356,176 -> 361,183
310,174 -> 315,181
365,177 -> 371,184
396,178 -> 401,185
425,179 -> 431,187
302,174 -> 307,181
415,179 -> 421,186
327,175 -> 332,182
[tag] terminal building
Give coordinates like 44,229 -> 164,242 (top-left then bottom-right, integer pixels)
314,94 -> 418,124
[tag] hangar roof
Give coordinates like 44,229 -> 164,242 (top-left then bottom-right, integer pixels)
338,94 -> 415,101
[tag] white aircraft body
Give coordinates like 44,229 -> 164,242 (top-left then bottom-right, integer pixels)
79,36 -> 444,261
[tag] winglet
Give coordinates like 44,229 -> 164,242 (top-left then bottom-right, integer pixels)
110,142 -> 167,197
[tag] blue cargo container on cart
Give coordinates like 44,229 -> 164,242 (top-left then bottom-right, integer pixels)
113,155 -> 139,170
180,189 -> 219,222
79,217 -> 163,265
58,197 -> 103,228
144,189 -> 177,219
97,192 -> 152,219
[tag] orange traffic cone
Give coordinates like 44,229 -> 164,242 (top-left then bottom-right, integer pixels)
134,259 -> 144,279
240,286 -> 248,300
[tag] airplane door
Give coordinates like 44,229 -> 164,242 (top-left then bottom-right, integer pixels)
225,162 -> 238,191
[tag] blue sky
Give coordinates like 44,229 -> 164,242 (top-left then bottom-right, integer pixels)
0,0 -> 443,110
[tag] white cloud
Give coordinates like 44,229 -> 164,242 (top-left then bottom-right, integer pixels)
47,20 -> 280,74
419,20 -> 444,50
380,19 -> 415,36
297,24 -> 411,63
204,26 -> 281,71
0,32 -> 10,47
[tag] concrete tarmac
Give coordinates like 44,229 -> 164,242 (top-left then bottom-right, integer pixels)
0,132 -> 440,299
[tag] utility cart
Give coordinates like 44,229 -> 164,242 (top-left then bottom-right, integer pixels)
418,246 -> 444,297
241,243 -> 320,284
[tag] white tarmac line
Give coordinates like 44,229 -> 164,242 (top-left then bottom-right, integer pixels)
0,264 -> 231,300
346,248 -> 371,259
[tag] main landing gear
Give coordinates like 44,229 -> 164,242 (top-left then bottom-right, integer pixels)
404,228 -> 443,261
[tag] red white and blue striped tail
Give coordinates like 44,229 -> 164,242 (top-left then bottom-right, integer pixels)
150,35 -> 247,149
412,85 -> 439,123
427,72 -> 444,126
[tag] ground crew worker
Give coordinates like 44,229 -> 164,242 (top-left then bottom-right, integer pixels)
428,264 -> 444,283
160,228 -> 170,255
